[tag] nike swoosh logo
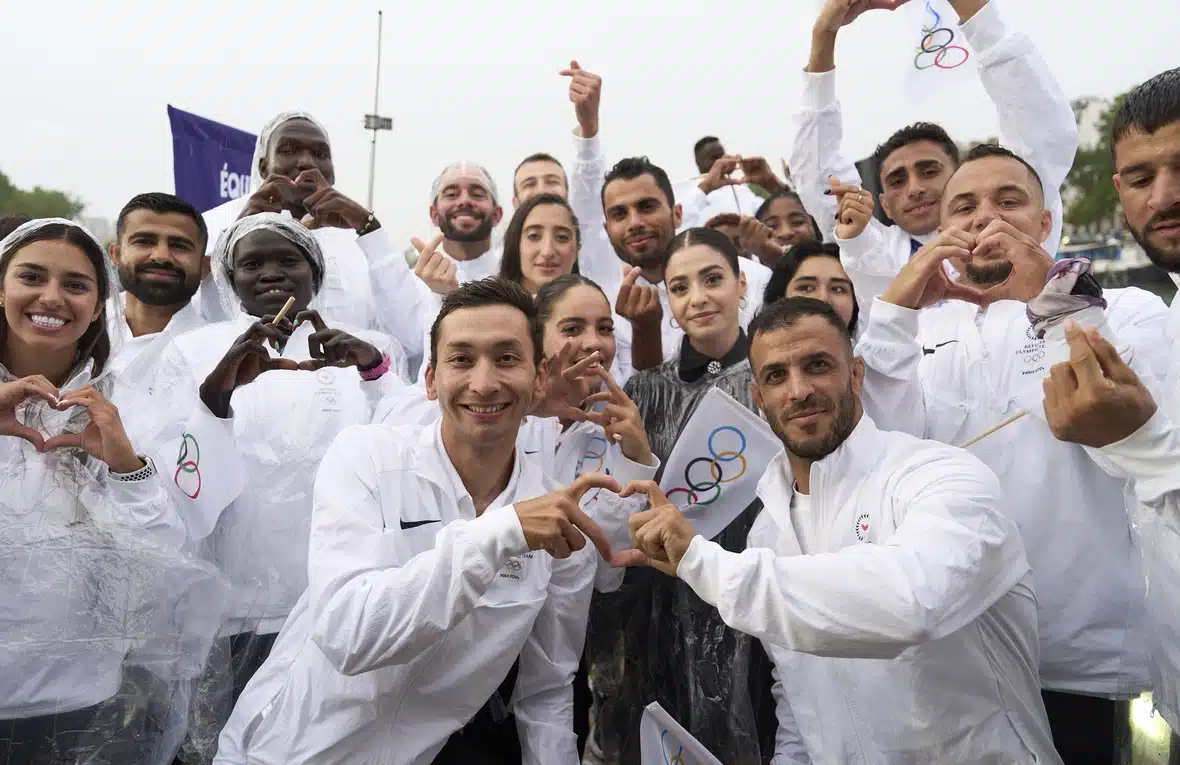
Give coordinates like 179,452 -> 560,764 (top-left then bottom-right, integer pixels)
922,340 -> 959,356
524,450 -> 539,455
400,519 -> 441,530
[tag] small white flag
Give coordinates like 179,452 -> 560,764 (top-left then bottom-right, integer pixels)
659,388 -> 780,542
639,702 -> 725,765
902,0 -> 977,102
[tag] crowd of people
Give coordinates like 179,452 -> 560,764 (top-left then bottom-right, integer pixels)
2,0 -> 1178,763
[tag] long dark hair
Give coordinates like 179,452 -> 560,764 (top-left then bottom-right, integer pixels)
0,222 -> 113,377
535,273 -> 609,326
499,193 -> 581,288
762,241 -> 859,336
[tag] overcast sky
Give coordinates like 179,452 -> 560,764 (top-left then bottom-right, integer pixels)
2,0 -> 1176,241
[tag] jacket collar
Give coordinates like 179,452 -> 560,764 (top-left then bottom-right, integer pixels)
756,413 -> 888,530
408,418 -> 530,511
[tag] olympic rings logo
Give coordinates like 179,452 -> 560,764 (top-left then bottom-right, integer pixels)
913,2 -> 970,71
580,434 -> 609,474
666,426 -> 748,508
661,730 -> 685,765
174,432 -> 202,500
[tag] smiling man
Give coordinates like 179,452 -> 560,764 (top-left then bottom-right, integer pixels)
213,278 -> 620,765
617,296 -> 1060,763
107,192 -> 209,377
857,143 -> 1172,762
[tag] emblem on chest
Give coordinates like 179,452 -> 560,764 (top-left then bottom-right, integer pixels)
854,513 -> 872,543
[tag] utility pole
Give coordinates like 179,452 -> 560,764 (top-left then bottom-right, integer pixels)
364,10 -> 393,209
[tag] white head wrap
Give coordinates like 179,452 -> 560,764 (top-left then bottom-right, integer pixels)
209,212 -> 326,318
430,160 -> 500,205
250,111 -> 331,191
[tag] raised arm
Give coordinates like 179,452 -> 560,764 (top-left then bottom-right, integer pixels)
950,0 -> 1079,255
790,0 -> 881,243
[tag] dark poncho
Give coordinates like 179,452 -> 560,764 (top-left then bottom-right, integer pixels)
585,337 -> 778,765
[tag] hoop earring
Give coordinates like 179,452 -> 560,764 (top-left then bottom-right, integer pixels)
670,317 -> 681,330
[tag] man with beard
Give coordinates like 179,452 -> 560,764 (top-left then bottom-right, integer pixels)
616,296 -> 1061,764
107,192 -> 208,376
791,0 -> 1078,319
200,112 -> 424,364
856,144 -> 1172,762
598,157 -> 771,370
1041,67 -> 1180,737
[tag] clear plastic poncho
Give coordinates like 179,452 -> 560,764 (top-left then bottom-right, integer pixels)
0,219 -> 229,765
584,356 -> 778,765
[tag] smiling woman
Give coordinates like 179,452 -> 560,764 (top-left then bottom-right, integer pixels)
0,218 -> 225,765
583,231 -> 778,762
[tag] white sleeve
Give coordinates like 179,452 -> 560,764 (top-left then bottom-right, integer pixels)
306,428 -> 530,675
1098,411 -> 1180,535
853,298 -> 932,438
513,547 -> 596,765
677,453 -> 1028,658
961,1 -> 1078,255
788,69 -> 870,242
102,462 -> 188,550
160,401 -> 248,542
678,186 -> 711,231
361,227 -> 426,358
766,659 -> 812,765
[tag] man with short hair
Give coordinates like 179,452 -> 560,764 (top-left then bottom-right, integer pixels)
1042,66 -> 1180,736
856,143 -> 1172,761
214,278 -> 621,765
790,0 -> 1078,308
107,192 -> 209,376
686,136 -> 778,218
618,296 -> 1061,764
597,157 -> 772,369
514,152 -> 569,206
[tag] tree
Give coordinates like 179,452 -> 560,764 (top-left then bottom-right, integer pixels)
1063,95 -> 1125,229
0,169 -> 84,219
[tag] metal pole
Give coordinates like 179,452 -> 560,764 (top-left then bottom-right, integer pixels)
366,10 -> 384,209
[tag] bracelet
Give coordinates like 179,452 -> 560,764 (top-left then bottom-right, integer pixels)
359,353 -> 391,381
356,213 -> 380,237
109,455 -> 157,483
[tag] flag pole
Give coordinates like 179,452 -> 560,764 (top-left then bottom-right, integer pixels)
365,10 -> 384,209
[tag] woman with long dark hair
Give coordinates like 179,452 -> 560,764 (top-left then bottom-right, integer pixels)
0,219 -> 219,764
584,227 -> 777,765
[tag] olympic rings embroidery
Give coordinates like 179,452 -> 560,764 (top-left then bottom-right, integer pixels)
580,434 -> 609,474
173,432 -> 202,499
913,2 -> 970,71
661,730 -> 686,765
667,425 -> 749,508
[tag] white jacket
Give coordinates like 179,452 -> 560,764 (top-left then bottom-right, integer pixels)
1093,278 -> 1180,728
214,421 -> 596,765
370,385 -> 659,591
855,292 -> 1173,698
676,415 -> 1060,764
167,314 -> 407,635
792,1 -> 1079,318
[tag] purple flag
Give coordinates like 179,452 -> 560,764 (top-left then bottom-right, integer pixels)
167,105 -> 256,213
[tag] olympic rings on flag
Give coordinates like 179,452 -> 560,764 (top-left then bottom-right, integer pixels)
913,3 -> 970,71
661,730 -> 685,765
668,426 -> 749,508
173,432 -> 202,499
